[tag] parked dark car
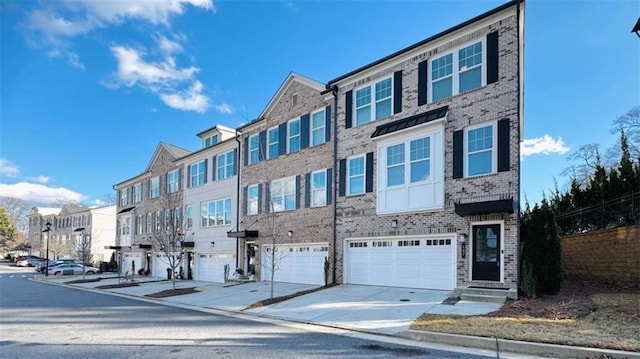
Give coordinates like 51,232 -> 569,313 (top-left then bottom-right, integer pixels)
36,259 -> 76,273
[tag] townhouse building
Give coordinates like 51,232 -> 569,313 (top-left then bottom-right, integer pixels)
175,125 -> 239,282
113,142 -> 190,276
27,205 -> 116,264
231,73 -> 334,285
329,0 -> 524,295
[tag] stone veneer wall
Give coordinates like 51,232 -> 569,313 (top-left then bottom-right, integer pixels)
562,225 -> 640,288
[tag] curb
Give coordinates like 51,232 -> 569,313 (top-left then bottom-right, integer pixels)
397,330 -> 640,359
32,278 -> 640,359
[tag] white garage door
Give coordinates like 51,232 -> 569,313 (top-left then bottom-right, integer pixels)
152,253 -> 169,278
122,253 -> 142,276
196,252 -> 236,283
345,236 -> 456,290
261,243 -> 328,285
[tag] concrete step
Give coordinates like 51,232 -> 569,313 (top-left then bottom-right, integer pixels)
460,293 -> 506,304
453,286 -> 517,299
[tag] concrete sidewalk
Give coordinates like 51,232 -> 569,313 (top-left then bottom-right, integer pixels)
38,274 -> 640,359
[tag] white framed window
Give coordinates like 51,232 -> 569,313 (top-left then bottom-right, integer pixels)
146,213 -> 152,234
430,40 -> 485,102
247,184 -> 259,215
174,207 -> 182,230
267,126 -> 279,159
167,169 -> 180,194
119,217 -> 130,236
149,176 -> 160,198
185,205 -> 193,230
271,176 -> 296,212
133,183 -> 142,203
249,134 -> 260,164
347,155 -> 365,196
119,188 -> 128,207
155,211 -> 161,232
376,124 -> 444,214
288,118 -> 300,153
190,160 -> 206,187
355,77 -> 392,126
465,123 -> 496,177
164,210 -> 171,232
217,150 -> 235,180
203,134 -> 218,148
201,198 -> 232,227
311,108 -> 326,146
136,215 -> 143,235
311,170 -> 327,207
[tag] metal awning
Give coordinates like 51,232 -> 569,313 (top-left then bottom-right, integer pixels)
454,199 -> 514,216
371,106 -> 448,138
117,207 -> 135,214
181,241 -> 195,248
227,230 -> 259,238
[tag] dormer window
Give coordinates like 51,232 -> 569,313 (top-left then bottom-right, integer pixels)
203,134 -> 219,148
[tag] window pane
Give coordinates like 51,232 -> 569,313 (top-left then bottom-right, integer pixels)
432,77 -> 452,102
375,78 -> 391,101
349,157 -> 364,176
313,171 -> 326,188
468,126 -> 493,152
355,87 -> 371,107
387,144 -> 404,166
312,189 -> 326,207
460,66 -> 482,93
356,106 -> 371,126
468,151 -> 492,176
349,176 -> 364,195
410,137 -> 429,161
459,42 -> 482,71
432,54 -> 452,81
284,194 -> 296,210
411,160 -> 430,182
375,98 -> 391,120
387,165 -> 404,186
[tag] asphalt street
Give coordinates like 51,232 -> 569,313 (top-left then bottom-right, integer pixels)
0,264 -> 495,359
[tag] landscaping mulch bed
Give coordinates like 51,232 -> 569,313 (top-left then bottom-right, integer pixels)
95,282 -> 140,289
66,278 -> 101,284
145,287 -> 199,298
411,279 -> 640,352
243,284 -> 337,310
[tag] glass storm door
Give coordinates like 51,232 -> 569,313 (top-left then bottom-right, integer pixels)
472,224 -> 501,281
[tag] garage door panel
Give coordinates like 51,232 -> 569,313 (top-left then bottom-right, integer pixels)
345,237 -> 455,290
197,253 -> 235,283
261,244 -> 328,285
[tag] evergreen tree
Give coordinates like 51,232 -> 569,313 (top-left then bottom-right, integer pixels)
0,207 -> 18,251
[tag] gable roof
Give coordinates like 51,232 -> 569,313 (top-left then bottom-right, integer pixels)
238,72 -> 325,130
145,142 -> 191,172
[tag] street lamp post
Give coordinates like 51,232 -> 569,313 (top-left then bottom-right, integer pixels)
42,222 -> 51,276
74,227 -> 86,280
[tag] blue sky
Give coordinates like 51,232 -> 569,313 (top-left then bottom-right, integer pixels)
1,0 -> 638,208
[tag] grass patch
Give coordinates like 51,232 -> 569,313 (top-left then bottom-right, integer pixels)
411,281 -> 640,352
145,287 -> 199,298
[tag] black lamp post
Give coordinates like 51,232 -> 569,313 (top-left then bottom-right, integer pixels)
43,221 -> 51,276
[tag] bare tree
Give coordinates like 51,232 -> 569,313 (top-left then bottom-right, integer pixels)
607,106 -> 640,165
0,196 -> 30,235
561,144 -> 602,187
148,190 -> 184,290
73,231 -> 91,279
260,202 -> 291,299
49,234 -> 72,260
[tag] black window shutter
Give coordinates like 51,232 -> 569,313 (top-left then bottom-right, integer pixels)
257,184 -> 263,215
242,186 -> 248,216
211,155 -> 217,181
186,166 -> 191,188
295,175 -> 301,209
325,105 -> 331,142
300,114 -> 310,149
258,131 -> 266,161
497,118 -> 510,172
487,31 -> 499,85
326,168 -> 333,205
339,159 -> 346,197
178,168 -> 182,189
232,148 -> 238,176
264,182 -> 271,213
393,70 -> 402,114
418,60 -> 428,106
365,152 -> 374,193
345,90 -> 353,129
278,123 -> 287,156
453,130 -> 464,179
203,159 -> 208,184
304,173 -> 311,208
243,138 -> 249,166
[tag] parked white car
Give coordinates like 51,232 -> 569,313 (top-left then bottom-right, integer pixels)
49,263 -> 99,276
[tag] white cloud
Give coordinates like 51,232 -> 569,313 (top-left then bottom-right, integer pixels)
90,199 -> 108,208
521,135 -> 570,159
26,176 -> 51,184
0,159 -> 20,178
0,182 -> 85,205
215,103 -> 234,114
160,81 -> 210,113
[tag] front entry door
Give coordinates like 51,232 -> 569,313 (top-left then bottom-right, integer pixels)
472,224 -> 501,281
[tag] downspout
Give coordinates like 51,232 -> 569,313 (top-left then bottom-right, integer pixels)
516,0 -> 524,292
322,84 -> 339,284
234,130 -> 242,270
